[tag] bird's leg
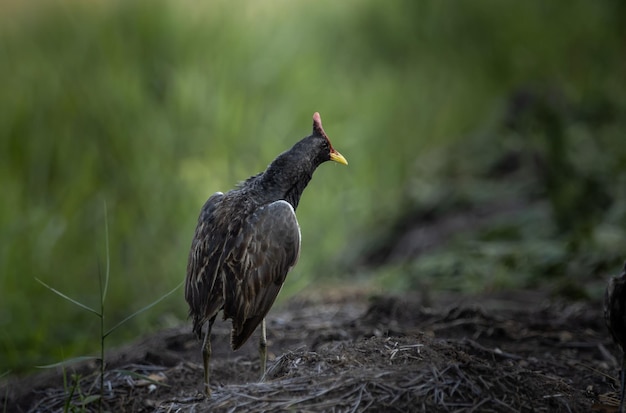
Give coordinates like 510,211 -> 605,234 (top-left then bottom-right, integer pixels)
619,353 -> 626,413
201,319 -> 214,396
259,317 -> 267,381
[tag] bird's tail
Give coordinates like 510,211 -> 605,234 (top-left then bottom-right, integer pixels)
231,314 -> 264,350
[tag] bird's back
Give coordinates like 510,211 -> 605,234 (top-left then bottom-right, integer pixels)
185,184 -> 301,348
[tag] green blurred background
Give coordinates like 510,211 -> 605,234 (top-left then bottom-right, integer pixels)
2,0 -> 626,375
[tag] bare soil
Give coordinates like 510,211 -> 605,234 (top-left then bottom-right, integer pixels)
1,287 -> 621,412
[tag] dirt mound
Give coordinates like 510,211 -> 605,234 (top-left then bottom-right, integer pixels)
1,290 -> 621,412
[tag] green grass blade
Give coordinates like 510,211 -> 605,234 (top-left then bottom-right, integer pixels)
63,369 -> 75,413
81,394 -> 102,406
103,280 -> 183,338
36,356 -> 98,369
35,278 -> 100,316
3,378 -> 8,413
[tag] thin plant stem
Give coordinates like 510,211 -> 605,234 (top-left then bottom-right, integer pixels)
102,200 -> 110,303
97,200 -> 110,413
34,199 -> 183,412
98,260 -> 105,413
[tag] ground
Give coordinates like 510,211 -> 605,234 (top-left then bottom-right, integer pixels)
1,287 -> 622,412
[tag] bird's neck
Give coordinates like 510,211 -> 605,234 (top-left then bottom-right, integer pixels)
282,172 -> 313,210
258,155 -> 315,210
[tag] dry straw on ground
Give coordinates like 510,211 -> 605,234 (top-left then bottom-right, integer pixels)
2,291 -> 620,412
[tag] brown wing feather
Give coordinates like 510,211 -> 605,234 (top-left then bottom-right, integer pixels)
221,200 -> 301,350
185,191 -> 226,338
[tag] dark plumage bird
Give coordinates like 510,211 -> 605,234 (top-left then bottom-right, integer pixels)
605,262 -> 626,413
185,112 -> 347,395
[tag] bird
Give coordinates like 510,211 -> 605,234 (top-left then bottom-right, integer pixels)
185,112 -> 347,395
605,262 -> 626,413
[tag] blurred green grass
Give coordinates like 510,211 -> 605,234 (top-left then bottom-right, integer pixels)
1,0 -> 625,374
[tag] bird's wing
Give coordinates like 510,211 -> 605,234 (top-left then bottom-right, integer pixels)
222,200 -> 301,350
185,191 -> 226,337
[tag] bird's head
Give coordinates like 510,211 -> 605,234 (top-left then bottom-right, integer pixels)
297,112 -> 348,167
260,112 -> 347,207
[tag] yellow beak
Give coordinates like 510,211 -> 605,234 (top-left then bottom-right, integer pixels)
330,150 -> 348,166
